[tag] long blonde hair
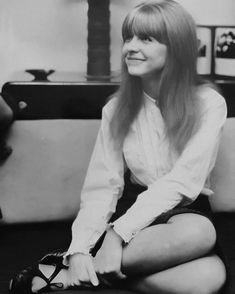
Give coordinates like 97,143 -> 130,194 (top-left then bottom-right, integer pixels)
110,0 -> 203,154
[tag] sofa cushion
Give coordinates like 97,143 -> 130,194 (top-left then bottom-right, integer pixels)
0,119 -> 100,223
1,117 -> 234,224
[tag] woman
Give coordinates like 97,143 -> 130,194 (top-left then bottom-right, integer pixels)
10,1 -> 227,293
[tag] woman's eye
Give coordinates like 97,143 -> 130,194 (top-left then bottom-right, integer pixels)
124,37 -> 133,43
141,36 -> 153,42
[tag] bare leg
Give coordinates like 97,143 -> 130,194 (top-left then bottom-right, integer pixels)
127,254 -> 226,294
32,255 -> 226,294
31,265 -> 70,293
32,213 -> 222,293
122,213 -> 217,275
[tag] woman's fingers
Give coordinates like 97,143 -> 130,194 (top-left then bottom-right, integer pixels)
68,253 -> 99,287
67,275 -> 81,287
114,271 -> 127,280
106,270 -> 127,282
96,269 -> 127,287
97,273 -> 112,287
87,260 -> 99,286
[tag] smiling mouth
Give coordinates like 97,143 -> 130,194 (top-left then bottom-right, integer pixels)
126,57 -> 145,61
126,57 -> 145,66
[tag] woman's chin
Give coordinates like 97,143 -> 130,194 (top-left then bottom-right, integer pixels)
127,69 -> 143,77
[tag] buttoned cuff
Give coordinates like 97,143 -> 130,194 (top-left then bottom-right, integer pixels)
112,219 -> 139,244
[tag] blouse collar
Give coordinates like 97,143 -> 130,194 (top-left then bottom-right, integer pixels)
143,91 -> 159,106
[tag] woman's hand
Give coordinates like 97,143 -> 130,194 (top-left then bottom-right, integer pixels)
67,253 -> 99,287
93,226 -> 127,285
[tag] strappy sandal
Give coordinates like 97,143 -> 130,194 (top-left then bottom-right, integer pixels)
39,250 -> 66,266
9,259 -> 67,294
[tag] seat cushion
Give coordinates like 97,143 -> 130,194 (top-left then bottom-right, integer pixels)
44,290 -> 135,294
0,119 -> 100,223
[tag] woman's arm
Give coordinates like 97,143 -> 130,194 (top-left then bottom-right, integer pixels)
64,99 -> 125,286
93,225 -> 126,285
112,89 -> 227,243
65,98 -> 125,257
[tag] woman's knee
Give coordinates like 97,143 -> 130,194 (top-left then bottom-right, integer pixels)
190,255 -> 226,294
168,213 -> 217,253
132,255 -> 226,294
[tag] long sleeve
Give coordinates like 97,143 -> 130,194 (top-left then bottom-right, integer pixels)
113,89 -> 227,243
66,99 -> 125,256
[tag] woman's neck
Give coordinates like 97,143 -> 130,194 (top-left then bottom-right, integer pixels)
142,77 -> 160,101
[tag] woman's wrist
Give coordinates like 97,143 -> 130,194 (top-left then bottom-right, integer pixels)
106,223 -> 124,245
69,252 -> 91,262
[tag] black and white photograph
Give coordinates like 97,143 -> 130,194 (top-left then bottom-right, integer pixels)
0,1 -> 235,294
197,26 -> 212,75
214,27 -> 235,76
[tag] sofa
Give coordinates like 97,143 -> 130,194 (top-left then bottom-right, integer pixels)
0,79 -> 235,294
0,116 -> 137,294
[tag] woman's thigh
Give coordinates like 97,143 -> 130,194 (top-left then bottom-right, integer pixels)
128,254 -> 226,294
122,213 -> 217,275
166,212 -> 217,254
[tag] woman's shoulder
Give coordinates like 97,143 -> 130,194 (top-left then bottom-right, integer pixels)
102,96 -> 118,120
196,84 -> 227,110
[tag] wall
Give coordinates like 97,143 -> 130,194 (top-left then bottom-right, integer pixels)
0,0 -> 234,88
0,0 -> 88,87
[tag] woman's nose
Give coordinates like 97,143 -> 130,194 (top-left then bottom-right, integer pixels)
124,36 -> 139,52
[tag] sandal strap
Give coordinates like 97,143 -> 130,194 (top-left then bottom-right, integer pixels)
34,265 -> 50,284
38,282 -> 63,293
48,263 -> 64,283
35,263 -> 65,293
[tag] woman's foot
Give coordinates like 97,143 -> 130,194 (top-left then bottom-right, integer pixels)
9,262 -> 68,294
31,264 -> 68,293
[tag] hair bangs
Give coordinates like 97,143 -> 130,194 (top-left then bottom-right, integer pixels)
122,5 -> 167,44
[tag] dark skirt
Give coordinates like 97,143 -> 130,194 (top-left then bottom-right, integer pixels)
110,169 -> 213,224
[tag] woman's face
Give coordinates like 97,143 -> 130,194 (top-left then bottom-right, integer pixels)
122,35 -> 167,79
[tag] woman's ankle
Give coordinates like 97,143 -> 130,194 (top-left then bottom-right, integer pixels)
31,264 -> 68,292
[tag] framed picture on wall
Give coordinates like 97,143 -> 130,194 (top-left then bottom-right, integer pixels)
214,27 -> 235,77
197,26 -> 212,75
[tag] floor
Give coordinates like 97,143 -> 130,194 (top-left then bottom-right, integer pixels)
1,214 -> 235,293
0,221 -> 135,294
0,221 -> 70,293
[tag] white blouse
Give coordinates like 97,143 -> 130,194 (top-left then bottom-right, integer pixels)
66,86 -> 227,257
